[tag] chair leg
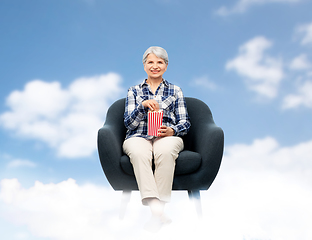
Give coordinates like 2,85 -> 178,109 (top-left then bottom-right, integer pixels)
188,190 -> 202,218
119,190 -> 131,220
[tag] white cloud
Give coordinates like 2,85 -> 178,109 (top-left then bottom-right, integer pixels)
226,36 -> 284,99
224,136 -> 312,180
296,22 -> 312,45
7,159 -> 36,168
192,75 -> 217,90
290,54 -> 312,70
0,73 -> 124,158
0,178 -> 123,240
218,137 -> 312,239
1,137 -> 312,240
284,25 -> 312,110
216,0 -> 301,16
282,80 -> 312,109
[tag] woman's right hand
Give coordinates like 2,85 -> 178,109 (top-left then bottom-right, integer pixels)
142,99 -> 160,111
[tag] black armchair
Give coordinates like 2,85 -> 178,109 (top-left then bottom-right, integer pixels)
97,97 -> 224,217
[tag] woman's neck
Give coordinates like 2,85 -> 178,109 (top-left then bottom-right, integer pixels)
146,77 -> 162,87
146,77 -> 162,94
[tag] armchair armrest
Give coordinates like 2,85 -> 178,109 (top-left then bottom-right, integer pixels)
191,122 -> 224,189
98,125 -> 137,190
98,126 -> 122,183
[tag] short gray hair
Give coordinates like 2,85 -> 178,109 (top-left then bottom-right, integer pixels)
142,46 -> 169,64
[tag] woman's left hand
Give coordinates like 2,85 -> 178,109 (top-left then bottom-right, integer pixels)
157,126 -> 175,137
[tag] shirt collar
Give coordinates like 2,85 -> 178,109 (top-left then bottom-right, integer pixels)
140,79 -> 169,88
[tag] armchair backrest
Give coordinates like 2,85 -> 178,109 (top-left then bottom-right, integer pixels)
181,97 -> 216,151
103,98 -> 127,148
103,97 -> 217,151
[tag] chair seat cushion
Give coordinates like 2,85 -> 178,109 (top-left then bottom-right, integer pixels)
120,150 -> 202,176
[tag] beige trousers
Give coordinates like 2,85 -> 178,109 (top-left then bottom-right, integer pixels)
123,136 -> 184,205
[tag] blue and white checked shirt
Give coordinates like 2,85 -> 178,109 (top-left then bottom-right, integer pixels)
124,79 -> 191,140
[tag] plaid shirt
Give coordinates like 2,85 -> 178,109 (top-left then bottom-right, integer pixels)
124,79 -> 191,140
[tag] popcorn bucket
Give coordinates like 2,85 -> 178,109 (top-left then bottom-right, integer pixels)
148,110 -> 163,136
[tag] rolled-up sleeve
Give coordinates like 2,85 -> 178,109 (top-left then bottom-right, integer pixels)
170,89 -> 191,136
124,88 -> 147,130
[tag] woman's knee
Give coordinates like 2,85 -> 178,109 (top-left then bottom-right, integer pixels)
153,137 -> 183,160
124,138 -> 152,155
130,149 -> 153,163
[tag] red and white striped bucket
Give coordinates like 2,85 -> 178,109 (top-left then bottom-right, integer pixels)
148,110 -> 163,136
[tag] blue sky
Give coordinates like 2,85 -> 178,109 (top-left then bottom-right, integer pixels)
1,0 -> 312,239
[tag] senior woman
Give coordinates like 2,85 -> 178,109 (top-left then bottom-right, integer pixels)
123,46 -> 191,230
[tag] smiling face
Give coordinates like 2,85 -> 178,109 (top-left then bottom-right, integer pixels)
144,53 -> 168,80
